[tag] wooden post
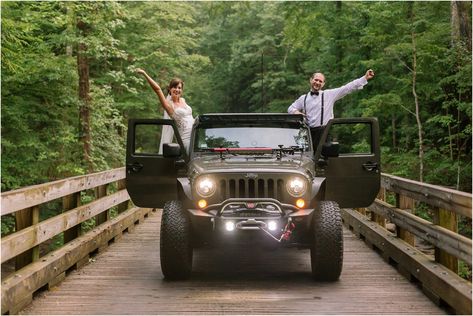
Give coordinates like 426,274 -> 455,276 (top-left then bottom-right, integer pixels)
371,189 -> 386,228
31,206 -> 40,261
396,193 -> 415,246
356,207 -> 367,216
15,206 -> 40,270
117,179 -> 129,214
63,192 -> 81,243
95,184 -> 109,226
433,207 -> 458,273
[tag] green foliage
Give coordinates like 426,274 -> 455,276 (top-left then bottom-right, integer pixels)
414,202 -> 433,222
1,215 -> 15,237
90,85 -> 126,170
48,233 -> 64,252
1,2 -> 82,189
459,261 -> 472,281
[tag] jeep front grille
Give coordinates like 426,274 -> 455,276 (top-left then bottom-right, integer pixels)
218,178 -> 285,199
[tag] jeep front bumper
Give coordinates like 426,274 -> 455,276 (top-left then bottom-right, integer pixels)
187,198 -> 315,245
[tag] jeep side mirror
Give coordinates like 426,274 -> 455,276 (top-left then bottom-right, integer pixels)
163,143 -> 181,158
321,141 -> 340,158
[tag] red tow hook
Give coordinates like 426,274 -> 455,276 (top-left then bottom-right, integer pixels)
281,222 -> 296,241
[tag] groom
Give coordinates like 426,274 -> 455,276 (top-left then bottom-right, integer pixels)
288,69 -> 375,150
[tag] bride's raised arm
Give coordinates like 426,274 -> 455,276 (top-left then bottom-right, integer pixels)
136,68 -> 174,116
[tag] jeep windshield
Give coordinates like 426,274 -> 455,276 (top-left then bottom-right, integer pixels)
193,126 -> 311,153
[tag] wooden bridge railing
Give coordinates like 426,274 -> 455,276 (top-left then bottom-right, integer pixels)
1,167 -> 153,314
343,173 -> 472,315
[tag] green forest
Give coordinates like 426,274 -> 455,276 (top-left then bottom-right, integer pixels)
1,1 -> 472,193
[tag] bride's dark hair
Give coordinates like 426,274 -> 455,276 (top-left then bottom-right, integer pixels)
166,78 -> 184,96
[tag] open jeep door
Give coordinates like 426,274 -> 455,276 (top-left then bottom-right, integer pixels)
126,119 -> 188,208
315,118 -> 381,208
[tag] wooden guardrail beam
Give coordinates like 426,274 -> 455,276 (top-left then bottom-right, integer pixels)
381,173 -> 472,218
1,168 -> 125,216
1,190 -> 129,264
369,199 -> 472,265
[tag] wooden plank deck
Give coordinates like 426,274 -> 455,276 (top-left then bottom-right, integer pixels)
20,209 -> 446,315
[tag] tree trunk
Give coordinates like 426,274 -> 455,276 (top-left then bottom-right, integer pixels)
409,3 -> 424,182
446,108 -> 453,160
450,1 -> 472,50
412,39 -> 424,183
77,19 -> 92,172
454,1 -> 472,51
451,1 -> 460,47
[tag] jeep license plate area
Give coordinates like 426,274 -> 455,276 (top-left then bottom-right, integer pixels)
213,199 -> 290,242
214,216 -> 289,241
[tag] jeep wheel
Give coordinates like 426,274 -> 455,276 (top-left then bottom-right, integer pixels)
160,200 -> 193,280
310,201 -> 343,281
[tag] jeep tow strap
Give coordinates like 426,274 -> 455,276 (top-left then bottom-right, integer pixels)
260,220 -> 296,243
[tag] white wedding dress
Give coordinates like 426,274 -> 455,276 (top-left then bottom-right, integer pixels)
159,96 -> 194,154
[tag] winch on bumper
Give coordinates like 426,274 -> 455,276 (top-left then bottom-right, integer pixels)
187,198 -> 315,245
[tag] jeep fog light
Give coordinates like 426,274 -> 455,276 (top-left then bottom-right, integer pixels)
286,177 -> 307,197
267,221 -> 277,231
197,199 -> 207,209
296,198 -> 306,208
196,177 -> 216,197
225,221 -> 235,232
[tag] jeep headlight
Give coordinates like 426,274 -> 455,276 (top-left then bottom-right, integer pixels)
195,177 -> 216,197
286,176 -> 307,197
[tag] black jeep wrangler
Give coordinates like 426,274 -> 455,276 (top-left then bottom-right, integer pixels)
126,114 -> 380,281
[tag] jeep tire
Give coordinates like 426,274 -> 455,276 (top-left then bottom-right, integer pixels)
160,200 -> 193,280
310,201 -> 343,281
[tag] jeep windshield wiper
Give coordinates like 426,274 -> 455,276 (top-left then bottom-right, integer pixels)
273,145 -> 305,159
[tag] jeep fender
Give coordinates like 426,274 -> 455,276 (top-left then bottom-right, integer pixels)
310,178 -> 326,201
177,177 -> 193,201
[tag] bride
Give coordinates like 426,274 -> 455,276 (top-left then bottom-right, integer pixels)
137,68 -> 194,154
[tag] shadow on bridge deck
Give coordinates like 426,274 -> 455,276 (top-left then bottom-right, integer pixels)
20,209 -> 447,315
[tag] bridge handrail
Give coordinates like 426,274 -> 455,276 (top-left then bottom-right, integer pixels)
381,173 -> 472,218
1,168 -> 125,216
376,173 -> 472,266
370,199 -> 472,264
1,190 -> 129,263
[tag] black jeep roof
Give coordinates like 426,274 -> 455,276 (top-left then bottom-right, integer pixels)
195,113 -> 305,126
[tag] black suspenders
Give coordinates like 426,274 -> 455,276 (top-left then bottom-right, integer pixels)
320,92 -> 324,125
303,92 -> 324,126
303,93 -> 308,123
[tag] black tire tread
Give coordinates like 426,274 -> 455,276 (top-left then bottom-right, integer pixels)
160,200 -> 193,280
310,200 -> 343,281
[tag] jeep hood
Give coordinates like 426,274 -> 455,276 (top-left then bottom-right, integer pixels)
189,155 -> 314,175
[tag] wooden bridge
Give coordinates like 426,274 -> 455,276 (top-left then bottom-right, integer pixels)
1,168 -> 471,314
